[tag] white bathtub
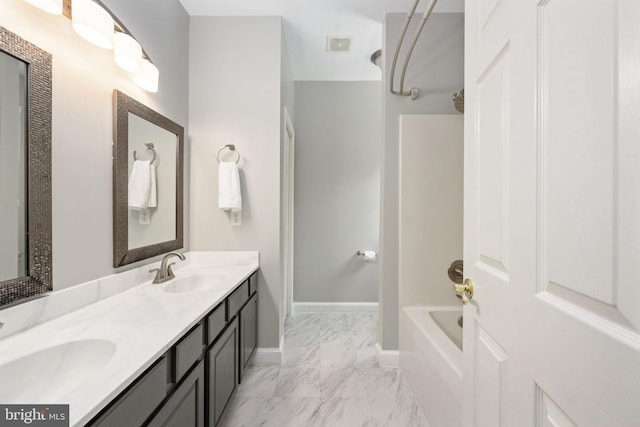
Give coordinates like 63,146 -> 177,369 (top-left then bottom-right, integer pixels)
400,306 -> 463,427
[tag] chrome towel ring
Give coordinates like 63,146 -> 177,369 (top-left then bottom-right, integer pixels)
133,142 -> 156,164
217,144 -> 240,164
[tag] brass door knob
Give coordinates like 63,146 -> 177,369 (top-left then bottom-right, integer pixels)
454,278 -> 474,305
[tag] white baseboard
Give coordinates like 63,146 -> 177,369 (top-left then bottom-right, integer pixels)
292,302 -> 379,314
251,348 -> 282,366
375,343 -> 399,368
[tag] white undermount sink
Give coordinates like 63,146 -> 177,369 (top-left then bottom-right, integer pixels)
162,273 -> 230,294
0,339 -> 116,402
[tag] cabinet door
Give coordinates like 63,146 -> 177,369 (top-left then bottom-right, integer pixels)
90,357 -> 168,427
147,361 -> 205,427
239,292 -> 257,382
207,317 -> 238,427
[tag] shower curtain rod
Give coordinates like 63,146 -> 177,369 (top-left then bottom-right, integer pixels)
389,0 -> 439,100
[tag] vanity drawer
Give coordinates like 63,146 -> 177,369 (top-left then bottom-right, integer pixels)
228,281 -> 249,316
91,357 -> 167,427
207,302 -> 227,344
248,272 -> 258,296
174,323 -> 204,381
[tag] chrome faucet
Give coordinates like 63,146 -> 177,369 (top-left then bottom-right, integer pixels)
150,251 -> 186,284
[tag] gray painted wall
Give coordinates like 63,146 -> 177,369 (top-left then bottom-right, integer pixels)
189,17 -> 289,349
2,0 -> 190,290
294,81 -> 381,303
380,13 -> 464,349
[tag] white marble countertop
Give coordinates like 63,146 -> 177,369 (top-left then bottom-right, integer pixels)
0,251 -> 259,426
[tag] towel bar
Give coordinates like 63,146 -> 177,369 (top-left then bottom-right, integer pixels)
217,144 -> 240,164
133,142 -> 156,164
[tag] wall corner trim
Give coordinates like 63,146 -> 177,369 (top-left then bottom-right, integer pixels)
375,342 -> 400,368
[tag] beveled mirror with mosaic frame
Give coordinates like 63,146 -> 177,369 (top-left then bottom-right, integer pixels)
0,27 -> 53,307
113,90 -> 184,267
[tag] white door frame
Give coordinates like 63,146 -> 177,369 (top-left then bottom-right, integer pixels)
283,107 -> 295,319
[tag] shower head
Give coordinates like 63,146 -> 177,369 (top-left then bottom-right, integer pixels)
452,89 -> 464,113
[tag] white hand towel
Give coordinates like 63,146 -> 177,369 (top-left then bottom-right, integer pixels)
128,160 -> 151,210
148,164 -> 157,208
218,161 -> 242,212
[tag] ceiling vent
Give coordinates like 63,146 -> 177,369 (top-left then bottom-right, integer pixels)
327,36 -> 352,52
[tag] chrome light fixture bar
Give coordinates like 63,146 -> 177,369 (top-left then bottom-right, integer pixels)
23,0 -> 159,92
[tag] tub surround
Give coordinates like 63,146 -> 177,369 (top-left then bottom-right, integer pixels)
400,306 -> 463,427
398,113 -> 464,425
0,251 -> 258,426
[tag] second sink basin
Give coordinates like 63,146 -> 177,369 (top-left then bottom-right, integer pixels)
0,339 -> 116,403
162,273 -> 230,294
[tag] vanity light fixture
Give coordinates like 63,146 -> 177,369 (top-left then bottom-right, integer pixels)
114,32 -> 142,73
134,60 -> 159,93
22,0 -> 159,92
132,59 -> 159,93
71,0 -> 113,49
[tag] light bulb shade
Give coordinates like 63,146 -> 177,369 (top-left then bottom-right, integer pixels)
24,0 -> 63,15
133,59 -> 159,93
72,0 -> 114,49
114,32 -> 142,73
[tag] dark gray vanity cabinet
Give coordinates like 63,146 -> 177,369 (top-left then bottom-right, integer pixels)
239,292 -> 258,382
90,357 -> 169,427
147,361 -> 205,427
207,271 -> 258,426
207,317 -> 239,426
87,271 -> 258,427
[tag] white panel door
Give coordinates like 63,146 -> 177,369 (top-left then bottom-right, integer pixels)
464,1 -> 640,426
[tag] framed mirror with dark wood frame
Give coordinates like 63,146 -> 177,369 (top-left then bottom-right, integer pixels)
113,90 -> 184,267
0,27 -> 53,308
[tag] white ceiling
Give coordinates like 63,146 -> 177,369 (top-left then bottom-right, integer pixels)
178,0 -> 464,81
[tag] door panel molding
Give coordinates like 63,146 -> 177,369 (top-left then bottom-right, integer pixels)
538,0 -> 617,306
475,43 -> 511,283
536,290 -> 640,351
473,325 -> 509,427
536,386 -> 578,427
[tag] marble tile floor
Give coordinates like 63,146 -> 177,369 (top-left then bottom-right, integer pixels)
218,312 -> 430,427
